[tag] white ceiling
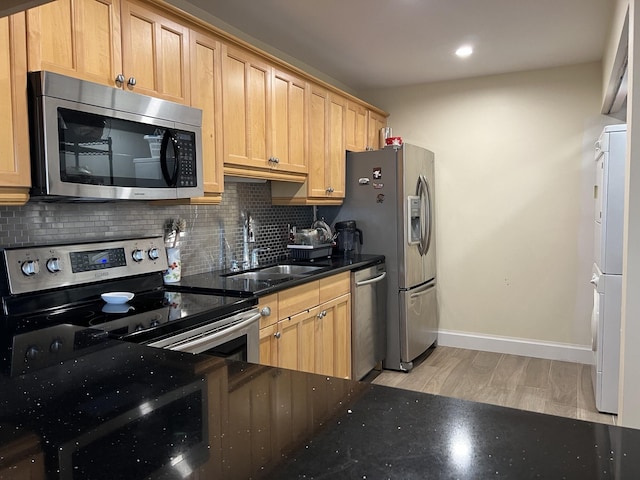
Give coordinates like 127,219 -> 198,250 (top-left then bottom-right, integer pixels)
182,0 -> 612,91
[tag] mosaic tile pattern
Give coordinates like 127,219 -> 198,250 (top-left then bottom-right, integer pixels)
0,182 -> 314,276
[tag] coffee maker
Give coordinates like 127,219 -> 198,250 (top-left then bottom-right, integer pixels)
334,220 -> 363,255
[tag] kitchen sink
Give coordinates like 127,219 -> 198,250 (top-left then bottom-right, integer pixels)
222,264 -> 327,281
224,271 -> 294,281
257,265 -> 326,275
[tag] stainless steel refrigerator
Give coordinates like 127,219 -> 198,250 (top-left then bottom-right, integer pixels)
332,143 -> 437,372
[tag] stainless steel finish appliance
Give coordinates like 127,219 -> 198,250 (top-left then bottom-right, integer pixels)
28,71 -> 204,201
351,262 -> 387,380
0,237 -> 258,376
148,308 -> 260,362
335,143 -> 437,372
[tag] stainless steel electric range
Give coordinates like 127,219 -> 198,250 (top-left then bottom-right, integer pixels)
0,237 -> 258,377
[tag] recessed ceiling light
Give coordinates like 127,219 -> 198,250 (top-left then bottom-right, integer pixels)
455,45 -> 473,58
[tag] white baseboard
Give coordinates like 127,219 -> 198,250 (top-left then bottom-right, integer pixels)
437,329 -> 594,365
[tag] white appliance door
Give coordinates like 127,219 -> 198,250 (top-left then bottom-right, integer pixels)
590,263 -> 622,414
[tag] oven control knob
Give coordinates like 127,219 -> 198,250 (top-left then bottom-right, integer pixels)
148,248 -> 160,261
21,260 -> 40,276
135,323 -> 145,332
132,249 -> 145,262
46,257 -> 61,273
50,338 -> 63,353
149,319 -> 160,328
25,345 -> 41,361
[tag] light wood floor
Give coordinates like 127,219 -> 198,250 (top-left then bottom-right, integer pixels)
371,346 -> 617,425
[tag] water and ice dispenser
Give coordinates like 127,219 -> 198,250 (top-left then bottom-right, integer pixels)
407,196 -> 421,245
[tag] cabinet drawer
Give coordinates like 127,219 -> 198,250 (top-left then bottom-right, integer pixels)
278,280 -> 319,319
319,272 -> 350,303
258,293 -> 278,328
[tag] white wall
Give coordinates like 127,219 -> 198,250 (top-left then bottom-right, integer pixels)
361,63 -> 613,361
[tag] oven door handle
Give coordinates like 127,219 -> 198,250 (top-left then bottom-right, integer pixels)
162,312 -> 261,353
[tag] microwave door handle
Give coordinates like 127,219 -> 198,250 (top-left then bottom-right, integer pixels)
160,129 -> 179,186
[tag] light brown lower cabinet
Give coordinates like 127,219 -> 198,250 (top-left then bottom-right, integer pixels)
258,272 -> 352,379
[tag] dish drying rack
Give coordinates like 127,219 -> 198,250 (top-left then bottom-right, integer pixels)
287,218 -> 335,260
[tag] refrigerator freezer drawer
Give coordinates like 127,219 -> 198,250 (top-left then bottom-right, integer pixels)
399,281 -> 437,365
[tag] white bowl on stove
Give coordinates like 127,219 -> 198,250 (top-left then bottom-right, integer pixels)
101,291 -> 135,304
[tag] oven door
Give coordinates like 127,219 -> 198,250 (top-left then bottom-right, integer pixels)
147,309 -> 261,363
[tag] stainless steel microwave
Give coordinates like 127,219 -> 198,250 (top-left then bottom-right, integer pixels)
28,71 -> 204,201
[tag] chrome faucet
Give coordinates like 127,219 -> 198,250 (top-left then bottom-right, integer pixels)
251,247 -> 270,268
241,212 -> 253,270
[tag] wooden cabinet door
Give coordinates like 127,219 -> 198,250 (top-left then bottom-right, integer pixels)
345,100 -> 368,152
259,323 -> 279,367
367,109 -> 387,150
307,84 -> 329,198
272,69 -> 307,175
316,293 -> 352,379
26,0 -> 122,87
278,306 -> 319,374
120,0 -> 190,103
190,30 -> 223,200
327,93 -> 346,198
0,13 -> 30,205
222,44 -> 272,171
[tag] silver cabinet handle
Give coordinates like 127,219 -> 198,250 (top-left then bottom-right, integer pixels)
115,73 -> 125,84
355,271 -> 387,287
260,306 -> 271,316
274,331 -> 281,339
326,186 -> 334,193
127,76 -> 137,87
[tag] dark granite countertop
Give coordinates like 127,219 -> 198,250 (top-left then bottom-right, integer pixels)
1,339 -> 639,479
173,254 -> 385,296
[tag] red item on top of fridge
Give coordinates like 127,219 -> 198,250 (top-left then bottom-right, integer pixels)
385,136 -> 403,146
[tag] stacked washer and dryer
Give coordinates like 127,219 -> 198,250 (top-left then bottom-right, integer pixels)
591,124 -> 626,414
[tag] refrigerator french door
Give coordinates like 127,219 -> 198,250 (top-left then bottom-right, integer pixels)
333,143 -> 437,372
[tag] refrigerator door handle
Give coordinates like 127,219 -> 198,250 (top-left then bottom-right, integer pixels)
417,174 -> 432,256
409,281 -> 435,298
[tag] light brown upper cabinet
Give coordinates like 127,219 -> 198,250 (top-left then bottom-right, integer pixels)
222,43 -> 307,181
271,85 -> 345,205
271,68 -> 307,176
26,0 -> 190,104
367,109 -> 388,150
345,100 -> 368,152
0,13 -> 30,206
188,29 -> 224,203
346,101 -> 388,152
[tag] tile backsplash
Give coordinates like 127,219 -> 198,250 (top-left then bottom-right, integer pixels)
0,182 -> 314,276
